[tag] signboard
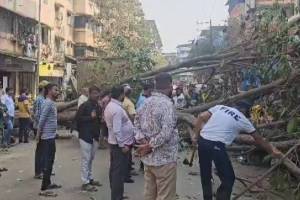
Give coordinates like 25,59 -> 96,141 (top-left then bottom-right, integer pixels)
39,63 -> 64,77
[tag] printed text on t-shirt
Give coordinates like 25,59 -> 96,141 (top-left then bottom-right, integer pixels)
220,106 -> 241,121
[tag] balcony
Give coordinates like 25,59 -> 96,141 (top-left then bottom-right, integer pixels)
73,0 -> 99,16
73,28 -> 95,47
0,0 -> 37,19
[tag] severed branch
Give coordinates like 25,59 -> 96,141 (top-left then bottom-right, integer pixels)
182,70 -> 300,114
233,142 -> 300,200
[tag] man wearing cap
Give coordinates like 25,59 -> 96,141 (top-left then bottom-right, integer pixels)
33,80 -> 48,179
193,103 -> 283,200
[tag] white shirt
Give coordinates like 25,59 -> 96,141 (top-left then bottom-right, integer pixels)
78,94 -> 88,108
173,93 -> 186,109
3,94 -> 15,117
104,99 -> 134,147
200,105 -> 256,145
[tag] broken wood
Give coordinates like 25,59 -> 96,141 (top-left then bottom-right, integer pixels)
120,51 -> 239,83
233,142 -> 300,200
56,99 -> 78,112
228,139 -> 300,152
182,71 -> 300,114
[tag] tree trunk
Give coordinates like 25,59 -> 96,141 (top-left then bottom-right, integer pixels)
57,100 -> 78,112
182,71 -> 300,114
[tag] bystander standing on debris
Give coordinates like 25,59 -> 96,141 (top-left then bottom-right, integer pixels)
2,88 -> 15,148
17,88 -> 31,143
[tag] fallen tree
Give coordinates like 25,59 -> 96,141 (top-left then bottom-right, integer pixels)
182,70 -> 300,114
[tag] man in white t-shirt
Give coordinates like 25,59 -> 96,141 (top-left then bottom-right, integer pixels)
193,103 -> 282,200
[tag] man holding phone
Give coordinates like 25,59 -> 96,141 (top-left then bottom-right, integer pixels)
76,86 -> 103,192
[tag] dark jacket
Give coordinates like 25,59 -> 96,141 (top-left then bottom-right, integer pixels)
77,99 -> 102,144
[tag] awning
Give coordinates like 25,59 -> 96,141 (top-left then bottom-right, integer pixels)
0,53 -> 36,72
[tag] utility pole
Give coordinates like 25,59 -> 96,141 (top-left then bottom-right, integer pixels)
35,0 -> 42,97
209,19 -> 213,51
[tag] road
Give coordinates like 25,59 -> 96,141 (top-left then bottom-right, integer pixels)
0,131 -> 275,200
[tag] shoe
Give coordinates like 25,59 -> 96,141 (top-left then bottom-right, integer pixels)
46,183 -> 62,190
122,196 -> 129,199
24,141 -> 29,143
124,178 -> 134,183
82,184 -> 98,192
34,174 -> 43,179
130,171 -> 139,176
89,179 -> 102,187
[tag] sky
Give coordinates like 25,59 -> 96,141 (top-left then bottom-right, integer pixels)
140,0 -> 229,52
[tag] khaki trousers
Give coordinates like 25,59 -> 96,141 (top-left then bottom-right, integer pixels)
144,163 -> 177,200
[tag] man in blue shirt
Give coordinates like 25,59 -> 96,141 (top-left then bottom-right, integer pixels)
136,83 -> 153,110
37,83 -> 61,196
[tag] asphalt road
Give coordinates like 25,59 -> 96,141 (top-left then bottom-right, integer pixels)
0,131 -> 274,200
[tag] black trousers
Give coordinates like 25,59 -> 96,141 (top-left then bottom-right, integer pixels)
19,118 -> 30,142
198,137 -> 235,200
41,139 -> 56,191
109,145 -> 129,200
35,140 -> 44,175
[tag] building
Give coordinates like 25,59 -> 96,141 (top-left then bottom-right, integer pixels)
0,0 -> 38,94
0,0 -> 101,96
73,0 -> 101,58
163,52 -> 179,65
176,42 -> 193,63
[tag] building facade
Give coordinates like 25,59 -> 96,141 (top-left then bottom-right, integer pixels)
0,0 -> 100,96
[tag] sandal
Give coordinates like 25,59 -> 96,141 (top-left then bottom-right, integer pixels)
47,184 -> 62,190
89,180 -> 102,187
0,168 -> 8,172
82,184 -> 98,192
39,191 -> 58,197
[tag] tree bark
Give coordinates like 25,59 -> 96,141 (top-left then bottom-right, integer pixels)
56,100 -> 78,112
182,71 -> 300,114
120,51 -> 238,83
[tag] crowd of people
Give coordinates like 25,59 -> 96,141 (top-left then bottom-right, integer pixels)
0,72 -> 283,200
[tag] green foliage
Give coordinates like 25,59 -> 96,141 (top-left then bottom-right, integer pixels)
254,4 -> 295,83
287,117 -> 300,134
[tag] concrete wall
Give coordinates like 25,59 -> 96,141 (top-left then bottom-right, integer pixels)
0,0 -> 37,19
73,28 -> 94,47
73,0 -> 99,16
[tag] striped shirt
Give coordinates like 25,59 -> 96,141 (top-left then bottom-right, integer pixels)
39,98 -> 57,140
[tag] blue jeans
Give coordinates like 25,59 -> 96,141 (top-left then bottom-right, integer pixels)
198,137 -> 235,200
3,117 -> 14,146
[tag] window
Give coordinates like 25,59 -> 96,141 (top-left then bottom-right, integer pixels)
41,26 -> 49,45
74,16 -> 88,28
74,46 -> 86,57
67,11 -> 73,26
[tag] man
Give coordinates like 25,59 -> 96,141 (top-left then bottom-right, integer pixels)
0,101 -> 7,149
122,84 -> 137,179
173,85 -> 187,109
135,83 -> 154,172
77,86 -> 102,192
78,87 -> 89,108
193,103 -> 283,200
33,81 -> 48,179
98,90 -> 110,150
135,72 -> 178,200
37,83 -> 61,197
122,84 -> 136,121
136,83 -> 153,110
2,88 -> 15,147
17,88 -> 31,143
104,86 -> 134,200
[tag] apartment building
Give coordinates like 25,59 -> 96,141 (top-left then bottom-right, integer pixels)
0,0 -> 100,95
